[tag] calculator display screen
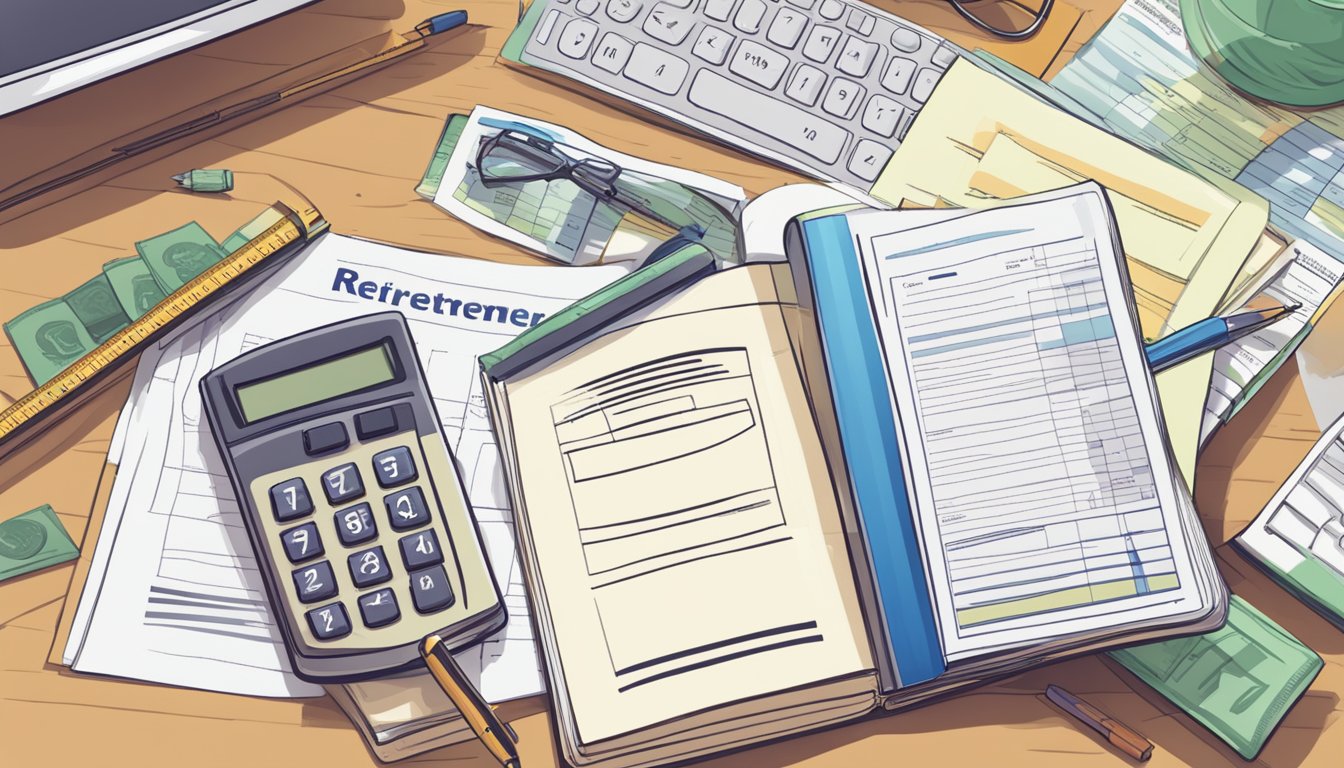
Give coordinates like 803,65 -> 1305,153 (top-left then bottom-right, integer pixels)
236,343 -> 396,423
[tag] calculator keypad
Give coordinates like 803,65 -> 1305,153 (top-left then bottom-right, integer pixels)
293,561 -> 338,603
385,487 -> 431,531
335,503 -> 378,546
307,602 -> 352,640
322,463 -> 365,504
373,446 -> 418,488
270,478 -> 314,522
281,522 -> 324,563
358,588 -> 401,628
268,438 -> 464,640
399,529 -> 443,571
409,565 -> 455,613
348,545 -> 393,588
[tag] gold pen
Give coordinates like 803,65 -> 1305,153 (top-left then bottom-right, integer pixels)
420,634 -> 521,768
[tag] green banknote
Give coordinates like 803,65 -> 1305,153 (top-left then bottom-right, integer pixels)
1109,596 -> 1322,759
4,297 -> 97,384
103,255 -> 168,318
66,273 -> 131,342
0,505 -> 78,581
415,113 -> 469,200
220,208 -> 285,254
135,221 -> 226,294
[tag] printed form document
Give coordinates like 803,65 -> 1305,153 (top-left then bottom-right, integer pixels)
63,234 -> 623,697
847,187 -> 1210,661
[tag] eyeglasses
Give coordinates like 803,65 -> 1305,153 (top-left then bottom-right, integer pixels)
476,129 -> 740,263
947,0 -> 1055,40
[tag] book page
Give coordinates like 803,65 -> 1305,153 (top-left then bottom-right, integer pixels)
500,266 -> 871,744
851,185 -> 1208,661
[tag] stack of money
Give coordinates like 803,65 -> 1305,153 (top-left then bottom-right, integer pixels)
1109,596 -> 1322,759
0,505 -> 78,582
4,221 -> 227,385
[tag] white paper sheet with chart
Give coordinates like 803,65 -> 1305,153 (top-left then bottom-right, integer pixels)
849,185 -> 1207,661
64,234 -> 623,697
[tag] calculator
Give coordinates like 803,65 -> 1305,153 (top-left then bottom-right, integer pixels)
201,312 -> 505,682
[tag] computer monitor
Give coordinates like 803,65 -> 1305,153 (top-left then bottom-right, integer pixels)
0,0 -> 316,116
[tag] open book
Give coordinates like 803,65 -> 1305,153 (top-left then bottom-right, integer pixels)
480,183 -> 1226,768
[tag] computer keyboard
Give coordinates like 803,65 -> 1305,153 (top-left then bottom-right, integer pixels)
505,0 -> 964,191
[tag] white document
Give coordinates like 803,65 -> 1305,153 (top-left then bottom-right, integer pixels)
848,185 -> 1207,660
65,234 -> 623,697
1200,242 -> 1344,446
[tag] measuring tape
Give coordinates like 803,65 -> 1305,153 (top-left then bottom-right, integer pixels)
0,201 -> 328,459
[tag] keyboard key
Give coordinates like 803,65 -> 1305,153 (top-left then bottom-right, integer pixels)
623,43 -> 689,95
730,40 -> 789,90
322,463 -> 364,504
912,67 -> 942,103
373,446 -> 418,488
354,405 -> 398,440
861,94 -> 904,137
303,422 -> 348,456
818,0 -> 845,19
281,522 -> 324,564
822,77 -> 863,119
293,561 -> 337,604
576,0 -> 600,14
881,56 -> 916,94
847,138 -> 893,181
385,487 -> 432,530
593,32 -> 634,73
335,503 -> 378,546
704,0 -> 737,21
358,588 -> 400,629
269,478 -> 313,522
306,602 -> 351,640
687,70 -> 850,164
733,0 -> 766,33
661,0 -> 695,6
606,0 -> 643,22
410,565 -> 456,613
766,7 -> 808,48
784,64 -> 826,106
931,45 -> 958,69
786,0 -> 815,7
692,27 -> 735,65
890,26 -> 921,53
560,17 -> 599,58
399,529 -> 445,571
802,26 -> 840,63
844,8 -> 874,36
348,545 -> 393,588
644,4 -> 694,44
836,36 -> 878,77
537,9 -> 561,45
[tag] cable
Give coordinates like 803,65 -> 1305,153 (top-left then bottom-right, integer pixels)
946,0 -> 1056,40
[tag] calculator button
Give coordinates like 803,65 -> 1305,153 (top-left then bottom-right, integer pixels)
399,529 -> 444,571
348,545 -> 393,588
280,522 -> 324,563
373,446 -> 419,488
409,565 -> 456,613
303,422 -> 349,456
335,503 -> 377,546
358,588 -> 401,628
385,487 -> 432,531
322,463 -> 365,504
355,406 -> 399,440
306,602 -> 352,640
292,561 -> 338,604
269,479 -> 313,522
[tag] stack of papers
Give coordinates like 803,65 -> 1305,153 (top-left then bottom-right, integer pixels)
61,234 -> 623,700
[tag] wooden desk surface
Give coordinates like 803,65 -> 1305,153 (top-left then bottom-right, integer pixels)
0,1 -> 1339,766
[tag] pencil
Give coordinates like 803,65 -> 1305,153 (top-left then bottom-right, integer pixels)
1046,684 -> 1153,761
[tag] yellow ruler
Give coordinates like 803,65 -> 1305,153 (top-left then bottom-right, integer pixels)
0,201 -> 328,461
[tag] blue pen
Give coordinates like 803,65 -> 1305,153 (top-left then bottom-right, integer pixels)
1144,304 -> 1299,373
